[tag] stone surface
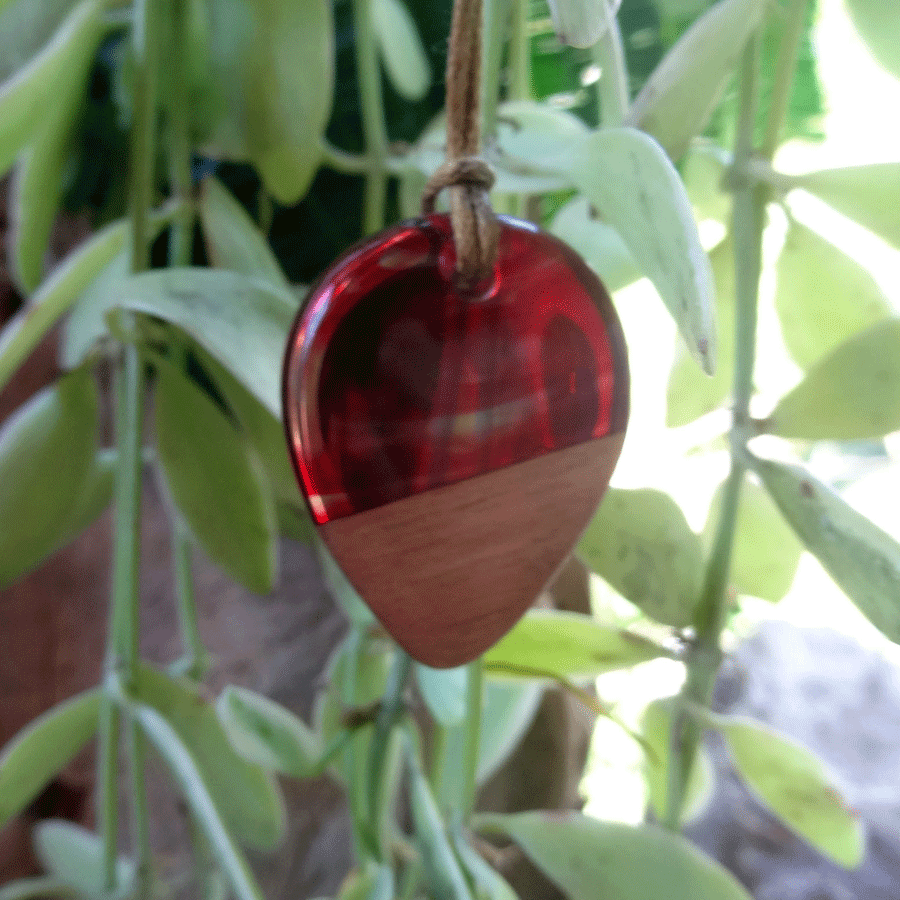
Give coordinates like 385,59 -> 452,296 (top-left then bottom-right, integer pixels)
685,620 -> 900,900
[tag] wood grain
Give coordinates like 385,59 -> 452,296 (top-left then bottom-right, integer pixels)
321,432 -> 625,667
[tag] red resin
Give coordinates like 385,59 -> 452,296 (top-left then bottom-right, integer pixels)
283,214 -> 629,524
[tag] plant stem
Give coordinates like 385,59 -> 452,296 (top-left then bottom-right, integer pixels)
367,649 -> 412,856
665,0 -> 809,829
594,10 -> 629,128
99,0 -> 159,888
507,0 -> 530,101
165,0 -> 194,270
664,34 -> 762,831
352,0 -> 390,233
481,0 -> 508,140
461,659 -> 484,819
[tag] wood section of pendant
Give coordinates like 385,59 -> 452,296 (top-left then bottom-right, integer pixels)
283,213 -> 629,668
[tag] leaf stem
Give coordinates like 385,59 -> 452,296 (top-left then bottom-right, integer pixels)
594,9 -> 629,128
367,648 -> 412,856
352,0 -> 390,233
172,522 -> 208,680
461,658 -> 484,819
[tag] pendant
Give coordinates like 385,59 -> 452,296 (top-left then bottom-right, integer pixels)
283,213 -> 629,667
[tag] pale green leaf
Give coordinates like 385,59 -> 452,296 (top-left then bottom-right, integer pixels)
768,318 -> 900,441
134,703 -> 266,900
477,681 -> 544,784
626,0 -> 767,161
199,176 -> 291,290
34,821 -> 133,900
570,127 -> 716,372
407,739 -> 475,900
546,0 -> 620,48
0,370 -> 99,587
666,235 -> 734,426
415,664 -> 468,727
201,0 -> 334,204
797,163 -> 900,250
412,102 -> 588,196
717,715 -> 864,867
642,698 -> 714,824
216,686 -> 323,777
116,267 -> 296,416
484,610 -> 667,679
703,478 -> 802,602
753,455 -> 900,643
844,0 -> 900,79
154,360 -> 278,594
371,0 -> 430,101
549,197 -> 641,293
681,143 -> 732,225
0,218 -> 127,394
0,691 -> 100,829
134,665 -> 286,852
578,488 -> 702,627
475,812 -> 753,900
775,220 -> 891,369
0,0 -> 103,178
450,821 -> 519,900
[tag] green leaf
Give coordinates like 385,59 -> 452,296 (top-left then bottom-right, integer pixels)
484,610 -> 667,679
0,0 -> 103,179
626,0 -> 766,161
134,665 -> 286,852
715,715 -> 864,867
449,822 -> 520,900
432,681 -> 543,806
768,318 -> 900,441
0,0 -> 77,80
406,738 -> 475,900
415,664 -> 468,727
0,690 -> 100,829
752,455 -> 900,643
681,143 -> 732,225
33,821 -> 133,900
796,163 -> 900,250
641,698 -> 713,825
117,267 -> 296,417
412,102 -> 588,196
0,218 -> 128,395
549,197 -> 641,294
0,370 -> 99,587
775,220 -> 891,369
134,702 -> 266,900
703,478 -> 802,602
8,0 -> 107,293
216,685 -> 323,777
546,0 -> 619,49
371,0 -> 430,101
194,345 -> 305,511
570,127 -> 716,373
154,360 -> 278,594
475,812 -> 753,900
336,863 -> 395,900
843,0 -> 900,79
665,235 -> 734,426
198,176 -> 291,291
578,488 -> 702,627
201,0 -> 334,204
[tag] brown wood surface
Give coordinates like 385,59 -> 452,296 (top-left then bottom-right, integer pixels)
322,432 -> 625,668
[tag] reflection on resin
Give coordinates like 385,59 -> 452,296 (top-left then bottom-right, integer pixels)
283,214 -> 629,523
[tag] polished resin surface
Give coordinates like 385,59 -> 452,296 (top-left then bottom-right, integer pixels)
283,214 -> 629,524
